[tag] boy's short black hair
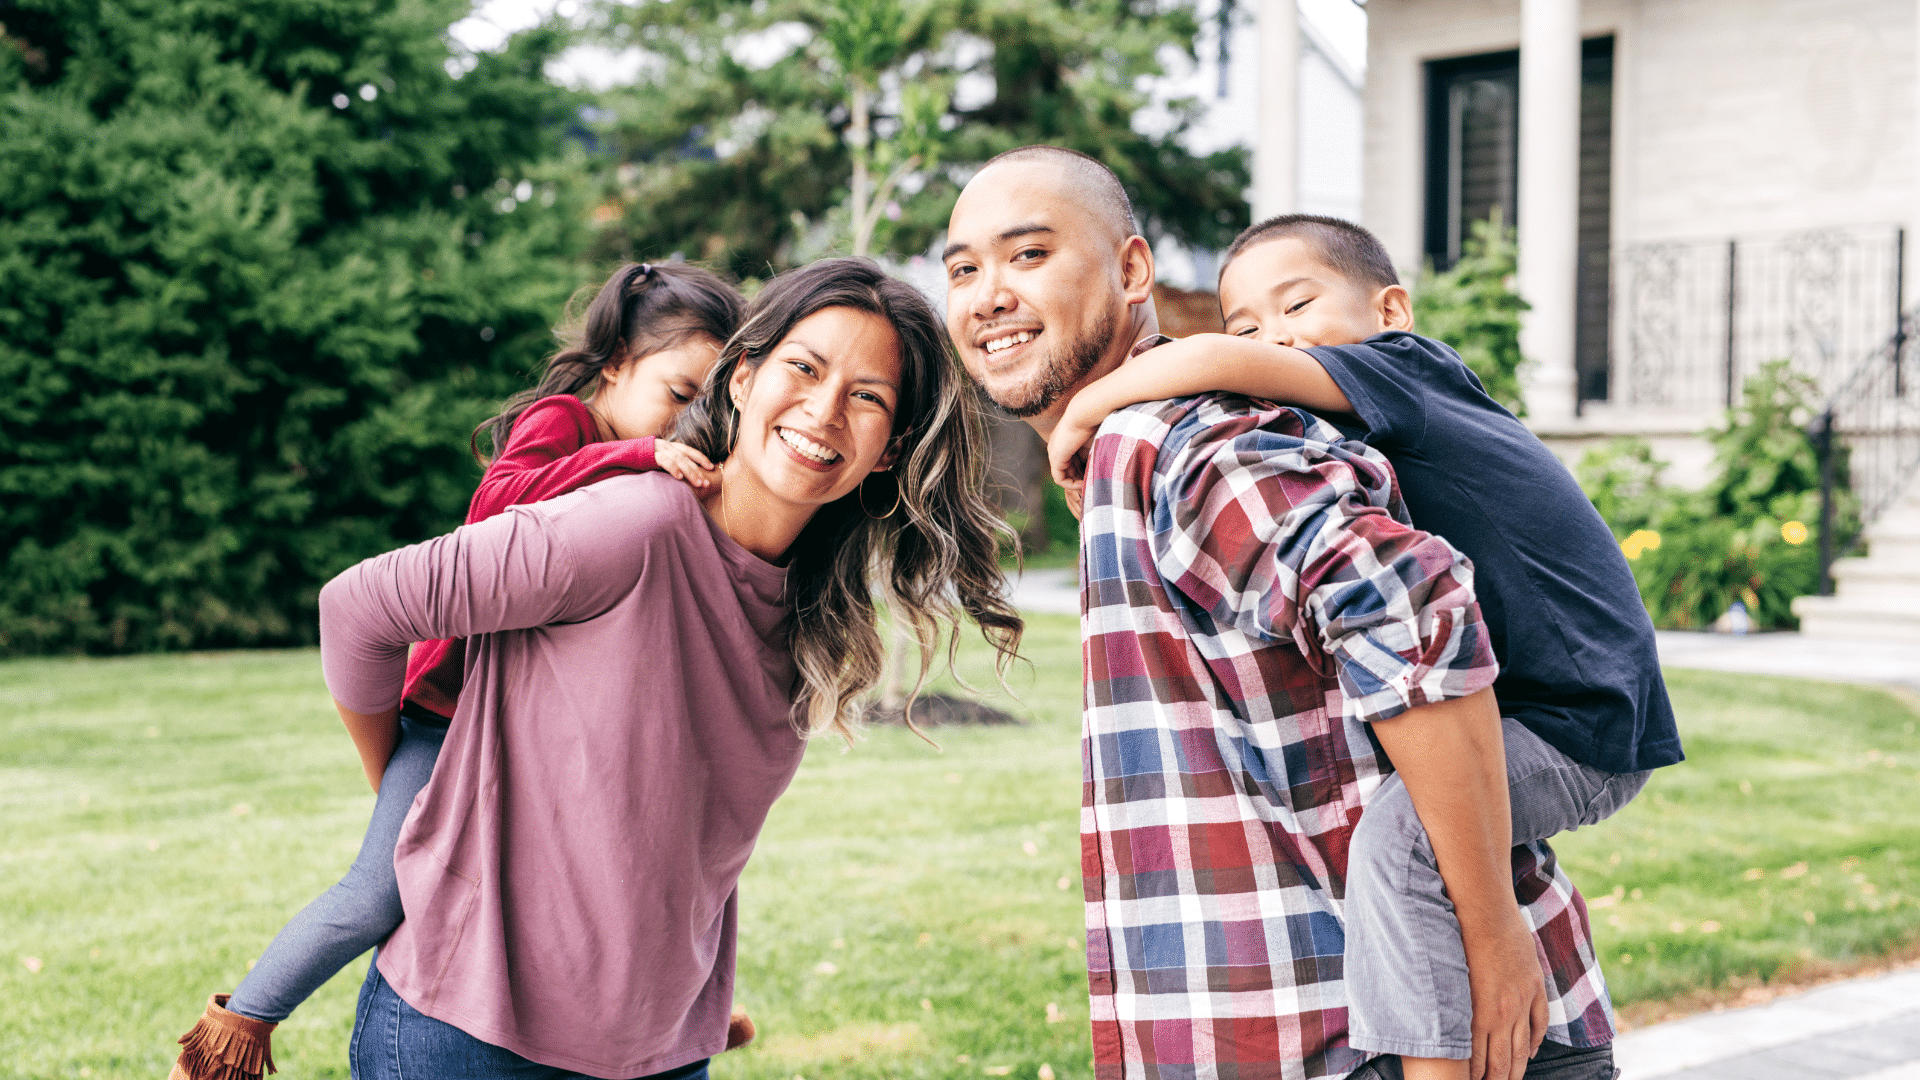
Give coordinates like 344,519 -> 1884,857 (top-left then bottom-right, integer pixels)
1222,214 -> 1400,292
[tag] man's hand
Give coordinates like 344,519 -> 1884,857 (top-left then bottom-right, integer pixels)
655,439 -> 719,489
1370,687 -> 1547,1080
1463,907 -> 1550,1080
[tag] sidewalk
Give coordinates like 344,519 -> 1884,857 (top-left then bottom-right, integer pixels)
1010,575 -> 1920,1077
1614,966 -> 1920,1080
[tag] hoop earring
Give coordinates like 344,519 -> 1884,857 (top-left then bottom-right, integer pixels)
859,473 -> 902,520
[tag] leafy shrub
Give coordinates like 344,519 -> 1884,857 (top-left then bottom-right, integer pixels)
1576,361 -> 1843,630
1413,212 -> 1530,415
0,0 -> 590,655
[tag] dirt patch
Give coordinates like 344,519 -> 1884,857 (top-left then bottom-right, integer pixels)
1615,941 -> 1920,1030
866,692 -> 1025,727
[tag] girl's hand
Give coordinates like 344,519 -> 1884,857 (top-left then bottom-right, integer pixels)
655,439 -> 719,489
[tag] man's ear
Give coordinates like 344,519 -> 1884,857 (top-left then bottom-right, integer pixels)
1119,234 -> 1156,306
1376,284 -> 1414,333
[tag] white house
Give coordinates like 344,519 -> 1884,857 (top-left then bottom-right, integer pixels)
1248,0 -> 1920,638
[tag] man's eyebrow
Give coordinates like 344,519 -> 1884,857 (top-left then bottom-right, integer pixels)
942,223 -> 1057,263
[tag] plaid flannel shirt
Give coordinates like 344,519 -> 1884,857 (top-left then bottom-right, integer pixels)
1078,387 -> 1615,1080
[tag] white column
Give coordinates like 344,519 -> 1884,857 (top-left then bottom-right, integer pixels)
1253,0 -> 1298,220
1517,0 -> 1581,424
1911,0 -> 1920,311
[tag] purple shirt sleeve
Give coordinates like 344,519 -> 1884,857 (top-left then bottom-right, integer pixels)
318,490 -> 645,715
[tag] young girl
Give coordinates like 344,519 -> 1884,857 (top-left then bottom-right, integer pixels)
170,262 -> 746,1080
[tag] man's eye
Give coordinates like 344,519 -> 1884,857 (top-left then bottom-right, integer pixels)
1286,298 -> 1311,314
948,264 -> 974,280
1013,248 -> 1045,262
1233,326 -> 1258,337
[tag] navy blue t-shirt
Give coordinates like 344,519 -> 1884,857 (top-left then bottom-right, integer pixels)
1307,331 -> 1682,774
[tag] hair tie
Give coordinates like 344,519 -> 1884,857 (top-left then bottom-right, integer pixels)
625,262 -> 654,291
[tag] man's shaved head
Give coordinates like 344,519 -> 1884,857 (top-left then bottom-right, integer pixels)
944,145 -> 1157,425
978,146 -> 1137,244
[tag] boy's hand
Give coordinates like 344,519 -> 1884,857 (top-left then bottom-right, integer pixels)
655,439 -> 718,488
1047,337 -> 1205,490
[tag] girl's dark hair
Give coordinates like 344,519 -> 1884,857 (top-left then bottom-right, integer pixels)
472,262 -> 745,462
675,257 -> 1024,741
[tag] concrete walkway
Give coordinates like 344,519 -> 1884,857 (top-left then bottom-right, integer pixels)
1009,573 -> 1920,1077
1614,967 -> 1920,1080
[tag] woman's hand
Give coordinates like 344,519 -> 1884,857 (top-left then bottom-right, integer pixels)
654,439 -> 719,489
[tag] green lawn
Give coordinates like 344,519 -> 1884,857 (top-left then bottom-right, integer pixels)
3,620 -> 1917,1078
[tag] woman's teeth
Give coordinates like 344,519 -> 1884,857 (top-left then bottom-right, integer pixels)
984,330 -> 1037,354
777,427 -> 840,464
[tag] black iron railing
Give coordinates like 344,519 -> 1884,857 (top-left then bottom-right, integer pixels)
1615,225 -> 1904,411
1811,306 -> 1919,593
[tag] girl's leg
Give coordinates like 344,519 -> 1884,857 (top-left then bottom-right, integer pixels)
226,717 -> 447,1022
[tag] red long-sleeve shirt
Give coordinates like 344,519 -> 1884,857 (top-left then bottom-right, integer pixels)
400,395 -> 659,717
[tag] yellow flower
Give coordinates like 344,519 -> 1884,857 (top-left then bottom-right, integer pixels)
1781,520 -> 1809,545
1621,529 -> 1662,561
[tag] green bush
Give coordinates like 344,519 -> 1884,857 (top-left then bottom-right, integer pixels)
1413,212 -> 1530,415
0,0 -> 592,655
1577,361 -> 1843,630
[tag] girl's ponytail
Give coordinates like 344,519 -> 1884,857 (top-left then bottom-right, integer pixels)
472,262 -> 745,462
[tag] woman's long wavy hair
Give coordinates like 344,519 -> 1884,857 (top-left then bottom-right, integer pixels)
676,257 -> 1024,742
472,262 -> 745,462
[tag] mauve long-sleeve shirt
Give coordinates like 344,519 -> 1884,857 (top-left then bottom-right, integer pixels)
319,471 -> 803,1077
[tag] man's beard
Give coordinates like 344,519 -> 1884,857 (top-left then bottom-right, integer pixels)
995,305 -> 1119,418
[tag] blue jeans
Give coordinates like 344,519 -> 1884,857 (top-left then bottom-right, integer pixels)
351,961 -> 711,1080
227,716 -> 446,1023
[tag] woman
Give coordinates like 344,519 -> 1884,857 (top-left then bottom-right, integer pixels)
322,258 -> 1021,1078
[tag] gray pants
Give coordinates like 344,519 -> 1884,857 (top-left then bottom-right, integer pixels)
227,716 -> 446,1023
1344,717 -> 1647,1069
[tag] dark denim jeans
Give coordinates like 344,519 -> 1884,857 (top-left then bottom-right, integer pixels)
1345,1040 -> 1618,1080
350,960 -> 711,1080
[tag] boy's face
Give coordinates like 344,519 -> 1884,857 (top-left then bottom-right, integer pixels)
1218,237 -> 1410,349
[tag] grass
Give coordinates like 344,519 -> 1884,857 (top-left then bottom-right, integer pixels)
3,622 -> 1917,1078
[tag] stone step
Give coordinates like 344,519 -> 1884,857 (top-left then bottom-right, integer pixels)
1792,594 -> 1920,644
1831,558 -> 1920,590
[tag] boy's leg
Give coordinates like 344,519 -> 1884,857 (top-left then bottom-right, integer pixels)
1345,717 -> 1649,1071
1502,718 -> 1649,846
226,717 -> 446,1022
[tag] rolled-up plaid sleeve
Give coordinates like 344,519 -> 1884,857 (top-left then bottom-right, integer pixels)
1143,403 -> 1498,726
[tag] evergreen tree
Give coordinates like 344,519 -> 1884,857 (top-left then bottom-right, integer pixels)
0,0 -> 591,654
584,0 -> 1250,276
1413,212 -> 1530,415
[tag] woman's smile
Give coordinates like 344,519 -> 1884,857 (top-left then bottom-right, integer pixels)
775,426 -> 841,468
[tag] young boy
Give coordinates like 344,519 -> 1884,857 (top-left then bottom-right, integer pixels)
1049,214 -> 1682,1080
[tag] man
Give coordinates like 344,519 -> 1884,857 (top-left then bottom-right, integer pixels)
943,146 -> 1616,1080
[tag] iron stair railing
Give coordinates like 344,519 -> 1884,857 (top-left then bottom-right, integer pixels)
1810,306 -> 1919,594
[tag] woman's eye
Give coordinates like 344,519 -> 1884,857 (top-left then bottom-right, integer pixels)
669,390 -> 691,404
789,359 -> 816,376
1233,326 -> 1257,337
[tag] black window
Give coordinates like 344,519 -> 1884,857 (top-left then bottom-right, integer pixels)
1423,37 -> 1615,405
